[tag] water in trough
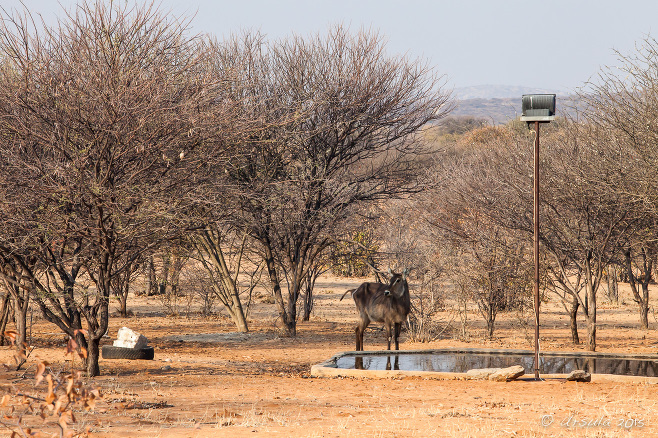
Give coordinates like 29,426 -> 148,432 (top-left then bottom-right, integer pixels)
334,351 -> 658,377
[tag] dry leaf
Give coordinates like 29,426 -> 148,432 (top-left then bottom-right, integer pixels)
58,410 -> 70,430
3,330 -> 17,344
13,349 -> 27,364
55,394 -> 68,413
35,362 -> 46,386
65,338 -> 78,356
0,394 -> 10,407
45,375 -> 55,405
84,389 -> 101,411
66,375 -> 74,396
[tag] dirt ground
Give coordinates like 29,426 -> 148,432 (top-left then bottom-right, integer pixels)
2,275 -> 658,437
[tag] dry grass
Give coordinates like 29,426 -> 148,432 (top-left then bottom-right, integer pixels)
1,275 -> 658,437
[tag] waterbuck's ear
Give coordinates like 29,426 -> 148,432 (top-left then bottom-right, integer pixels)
402,268 -> 410,279
387,267 -> 392,276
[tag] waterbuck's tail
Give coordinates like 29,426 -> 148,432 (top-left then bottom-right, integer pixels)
340,289 -> 355,301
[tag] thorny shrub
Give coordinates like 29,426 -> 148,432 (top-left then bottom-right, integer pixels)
1,330 -> 101,437
330,231 -> 379,277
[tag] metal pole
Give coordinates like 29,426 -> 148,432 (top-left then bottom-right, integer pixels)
533,120 -> 540,380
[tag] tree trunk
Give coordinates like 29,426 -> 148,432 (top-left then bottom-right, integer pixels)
119,290 -> 128,318
624,248 -> 652,330
606,267 -> 618,303
303,268 -> 322,322
584,283 -> 596,351
86,337 -> 100,377
6,280 -> 30,367
0,293 -> 11,346
84,289 -> 110,377
230,290 -> 249,332
585,315 -> 596,351
485,301 -> 495,339
286,280 -> 299,336
584,255 -> 597,352
639,249 -> 653,329
568,298 -> 580,344
13,293 -> 28,365
146,256 -> 157,296
486,317 -> 494,339
263,242 -> 294,335
640,283 -> 649,329
302,275 -> 313,322
117,270 -> 131,318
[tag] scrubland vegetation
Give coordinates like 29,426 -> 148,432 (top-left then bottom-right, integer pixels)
2,2 -> 658,435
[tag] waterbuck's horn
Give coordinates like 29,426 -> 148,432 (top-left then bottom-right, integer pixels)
364,261 -> 386,275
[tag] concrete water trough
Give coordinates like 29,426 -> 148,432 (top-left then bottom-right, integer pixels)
311,348 -> 658,383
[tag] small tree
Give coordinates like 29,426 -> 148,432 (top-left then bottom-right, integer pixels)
192,226 -> 252,332
0,261 -> 31,365
579,36 -> 658,331
422,128 -> 532,339
623,244 -> 656,329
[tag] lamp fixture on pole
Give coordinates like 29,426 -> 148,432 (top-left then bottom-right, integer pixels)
520,93 -> 556,381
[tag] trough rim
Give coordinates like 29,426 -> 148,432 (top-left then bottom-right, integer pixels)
310,347 -> 658,383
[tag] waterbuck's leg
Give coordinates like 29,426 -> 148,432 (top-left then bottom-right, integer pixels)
356,316 -> 369,351
385,324 -> 392,350
394,322 -> 401,350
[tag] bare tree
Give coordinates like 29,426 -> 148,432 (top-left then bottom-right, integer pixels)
0,1 -> 225,376
421,128 -> 533,339
578,36 -> 658,331
0,290 -> 10,346
623,243 -> 656,329
477,122 -> 636,350
0,259 -> 31,366
111,256 -> 142,318
212,27 -> 452,336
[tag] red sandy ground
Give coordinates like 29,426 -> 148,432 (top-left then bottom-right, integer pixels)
1,276 -> 658,437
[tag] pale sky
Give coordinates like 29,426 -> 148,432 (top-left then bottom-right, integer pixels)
7,0 -> 658,93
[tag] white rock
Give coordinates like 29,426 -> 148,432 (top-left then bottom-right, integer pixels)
489,365 -> 525,382
466,368 -> 501,379
566,370 -> 591,382
112,326 -> 148,349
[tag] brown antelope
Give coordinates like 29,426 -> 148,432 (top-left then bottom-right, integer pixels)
340,268 -> 411,351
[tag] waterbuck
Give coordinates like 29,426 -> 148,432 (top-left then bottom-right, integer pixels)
340,268 -> 411,351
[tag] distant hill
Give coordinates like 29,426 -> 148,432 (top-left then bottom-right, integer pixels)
451,98 -> 519,125
453,84 -> 569,100
449,86 -> 577,125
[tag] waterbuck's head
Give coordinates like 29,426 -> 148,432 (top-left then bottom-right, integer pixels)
384,268 -> 410,298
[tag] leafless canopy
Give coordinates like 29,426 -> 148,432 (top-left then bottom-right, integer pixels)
208,26 -> 453,335
0,1 -> 225,376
